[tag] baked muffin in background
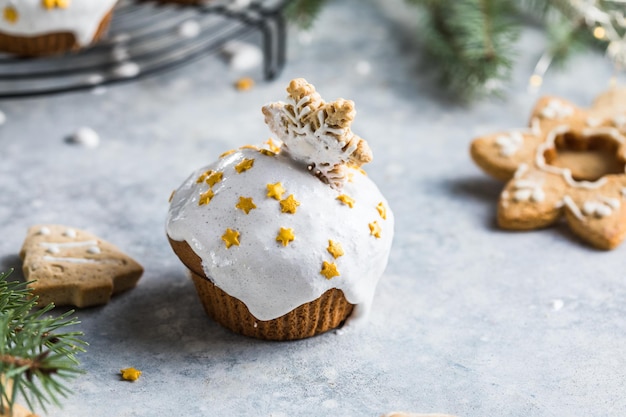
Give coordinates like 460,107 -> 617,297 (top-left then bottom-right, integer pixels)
166,78 -> 394,341
0,0 -> 118,56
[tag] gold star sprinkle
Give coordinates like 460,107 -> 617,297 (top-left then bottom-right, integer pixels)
320,261 -> 340,280
196,169 -> 213,183
266,182 -> 286,200
236,196 -> 257,214
369,221 -> 382,238
240,144 -> 259,151
120,368 -> 142,382
198,189 -> 215,206
206,171 -> 223,187
264,138 -> 281,153
222,228 -> 240,248
235,77 -> 255,91
327,240 -> 344,259
276,227 -> 295,247
280,194 -> 300,214
3,6 -> 18,23
220,150 -> 236,158
235,158 -> 254,173
43,0 -> 70,8
259,149 -> 277,157
376,202 -> 387,220
336,194 -> 355,208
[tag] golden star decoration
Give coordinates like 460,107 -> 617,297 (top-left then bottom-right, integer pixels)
336,194 -> 355,208
235,158 -> 255,173
259,149 -> 277,157
221,228 -> 240,248
265,138 -> 282,153
276,227 -> 295,246
198,189 -> 214,206
220,149 -> 235,158
470,88 -> 626,250
240,144 -> 260,151
376,202 -> 387,220
236,196 -> 257,214
369,221 -> 382,238
280,194 -> 300,214
48,0 -> 70,8
266,182 -> 286,200
3,6 -> 18,23
196,169 -> 213,183
326,240 -> 344,259
320,261 -> 340,280
206,171 -> 223,187
120,367 -> 142,382
43,0 -> 70,9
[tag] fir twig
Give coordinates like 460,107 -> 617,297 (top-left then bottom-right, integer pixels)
0,269 -> 87,415
284,0 -> 330,29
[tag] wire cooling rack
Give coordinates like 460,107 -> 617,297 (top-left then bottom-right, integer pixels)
0,0 -> 287,99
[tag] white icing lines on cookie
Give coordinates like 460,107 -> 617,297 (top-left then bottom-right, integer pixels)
37,227 -> 114,264
556,195 -> 621,221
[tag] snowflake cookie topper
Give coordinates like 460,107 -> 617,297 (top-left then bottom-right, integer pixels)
471,88 -> 626,250
262,78 -> 372,188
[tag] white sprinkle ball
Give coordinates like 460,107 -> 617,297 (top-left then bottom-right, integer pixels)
221,40 -> 262,72
551,299 -> 564,311
63,228 -> 77,238
178,20 -> 201,39
68,127 -> 100,148
113,61 -> 140,78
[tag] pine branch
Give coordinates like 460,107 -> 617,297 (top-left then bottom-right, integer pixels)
0,269 -> 87,415
409,0 -> 520,102
284,0 -> 330,29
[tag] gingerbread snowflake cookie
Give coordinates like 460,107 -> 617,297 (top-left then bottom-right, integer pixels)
471,88 -> 626,249
20,225 -> 143,307
262,78 -> 372,189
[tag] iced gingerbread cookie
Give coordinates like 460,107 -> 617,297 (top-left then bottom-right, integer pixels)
167,78 -> 394,340
20,225 -> 143,307
471,88 -> 626,249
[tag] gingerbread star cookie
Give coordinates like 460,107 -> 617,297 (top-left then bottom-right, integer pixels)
471,88 -> 626,250
20,225 -> 143,307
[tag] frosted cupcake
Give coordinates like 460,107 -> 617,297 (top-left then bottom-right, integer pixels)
166,78 -> 394,340
0,0 -> 117,56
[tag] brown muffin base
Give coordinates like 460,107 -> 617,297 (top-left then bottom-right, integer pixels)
191,272 -> 354,340
168,237 -> 355,340
0,8 -> 114,57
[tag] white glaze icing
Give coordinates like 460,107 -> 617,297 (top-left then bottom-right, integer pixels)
562,195 -> 584,220
37,226 -> 50,235
534,125 -> 618,189
87,246 -> 101,254
541,99 -> 574,120
63,228 -> 77,237
582,196 -> 620,218
43,256 -> 115,264
166,148 -> 394,322
40,240 -> 98,249
495,131 -> 524,157
586,117 -> 603,127
511,178 -> 545,203
0,0 -> 117,46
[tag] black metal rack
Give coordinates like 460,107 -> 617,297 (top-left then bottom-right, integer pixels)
0,0 -> 287,99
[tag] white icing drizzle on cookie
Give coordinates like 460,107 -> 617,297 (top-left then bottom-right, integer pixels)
562,195 -> 585,220
582,196 -> 620,218
614,114 -> 626,130
534,125 -> 620,189
495,131 -> 524,157
541,99 -> 574,120
87,246 -> 101,254
586,117 -> 604,127
63,228 -> 77,238
37,226 -> 51,235
0,0 -> 117,46
42,256 -> 116,264
40,240 -> 98,249
511,178 -> 545,203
